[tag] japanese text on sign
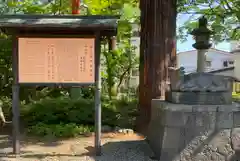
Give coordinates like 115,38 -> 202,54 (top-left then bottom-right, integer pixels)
18,38 -> 95,83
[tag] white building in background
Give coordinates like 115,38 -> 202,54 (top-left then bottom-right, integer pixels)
128,39 -> 240,87
177,41 -> 240,76
121,23 -> 240,86
231,41 -> 240,52
232,41 -> 240,80
177,48 -> 234,74
127,24 -> 140,87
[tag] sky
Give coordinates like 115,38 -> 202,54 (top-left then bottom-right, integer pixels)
176,14 -> 230,52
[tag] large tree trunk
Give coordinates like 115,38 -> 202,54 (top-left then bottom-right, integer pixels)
137,0 -> 177,133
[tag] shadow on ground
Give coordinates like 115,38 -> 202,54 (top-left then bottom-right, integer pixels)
0,125 -> 155,161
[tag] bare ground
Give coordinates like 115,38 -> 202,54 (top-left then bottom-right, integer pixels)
0,131 -> 156,161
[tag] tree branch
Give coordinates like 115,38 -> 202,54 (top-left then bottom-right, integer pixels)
222,0 -> 240,20
207,0 -> 225,20
117,66 -> 131,90
223,0 -> 233,12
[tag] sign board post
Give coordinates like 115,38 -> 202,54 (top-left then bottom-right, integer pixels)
0,15 -> 118,155
94,32 -> 101,155
12,37 -> 20,154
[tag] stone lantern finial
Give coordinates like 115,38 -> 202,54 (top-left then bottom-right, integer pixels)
199,16 -> 207,27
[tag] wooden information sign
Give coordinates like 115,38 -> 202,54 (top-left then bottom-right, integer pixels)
18,38 -> 95,84
0,14 -> 118,155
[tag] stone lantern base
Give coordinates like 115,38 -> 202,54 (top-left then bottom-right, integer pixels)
166,91 -> 232,105
147,99 -> 240,161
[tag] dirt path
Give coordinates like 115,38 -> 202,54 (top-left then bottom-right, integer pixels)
0,133 -> 156,161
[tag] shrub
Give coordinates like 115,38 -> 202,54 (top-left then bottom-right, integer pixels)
22,97 -> 117,126
21,97 -> 138,137
27,122 -> 93,137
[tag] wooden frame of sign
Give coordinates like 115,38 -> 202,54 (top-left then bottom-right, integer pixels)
0,14 -> 118,156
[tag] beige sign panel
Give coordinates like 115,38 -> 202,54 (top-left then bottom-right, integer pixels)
18,38 -> 95,83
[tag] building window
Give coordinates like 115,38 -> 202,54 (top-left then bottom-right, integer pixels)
206,61 -> 211,67
223,60 -> 234,67
223,61 -> 228,67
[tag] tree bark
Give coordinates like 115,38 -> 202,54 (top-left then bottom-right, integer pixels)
137,0 -> 177,133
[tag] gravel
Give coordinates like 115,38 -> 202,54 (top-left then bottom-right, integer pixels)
0,134 -> 157,161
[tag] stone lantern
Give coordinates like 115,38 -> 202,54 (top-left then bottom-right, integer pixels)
190,16 -> 213,72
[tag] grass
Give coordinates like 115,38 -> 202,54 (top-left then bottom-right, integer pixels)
232,92 -> 240,101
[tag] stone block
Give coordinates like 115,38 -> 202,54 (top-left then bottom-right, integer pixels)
147,126 -> 163,157
151,99 -> 166,125
151,100 -> 193,127
195,112 -> 217,129
162,110 -> 195,127
217,111 -> 233,129
233,111 -> 240,127
161,127 -> 184,150
147,118 -> 185,160
192,106 -> 217,129
184,127 -> 196,148
175,72 -> 234,92
160,148 -> 180,161
167,91 -> 232,105
192,105 -> 218,112
231,128 -> 240,152
148,100 -> 240,161
208,130 -> 231,153
152,127 -> 185,160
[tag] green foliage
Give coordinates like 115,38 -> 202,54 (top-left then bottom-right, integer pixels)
178,0 -> 240,42
233,92 -> 240,101
97,2 -> 139,99
0,0 -> 140,138
0,36 -> 12,96
80,86 -> 95,99
27,123 -> 93,138
102,46 -> 138,99
21,97 -> 138,137
0,0 -> 140,100
7,0 -> 71,14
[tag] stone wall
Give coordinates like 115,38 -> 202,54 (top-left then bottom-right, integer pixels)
147,99 -> 240,161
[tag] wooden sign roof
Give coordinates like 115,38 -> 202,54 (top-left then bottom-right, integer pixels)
0,15 -> 119,36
